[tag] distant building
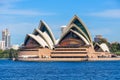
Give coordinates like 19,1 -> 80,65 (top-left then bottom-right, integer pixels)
94,35 -> 107,43
0,41 -> 5,50
61,25 -> 66,33
11,45 -> 19,50
2,29 -> 11,49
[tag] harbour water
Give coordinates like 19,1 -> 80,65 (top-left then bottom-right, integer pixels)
0,60 -> 120,80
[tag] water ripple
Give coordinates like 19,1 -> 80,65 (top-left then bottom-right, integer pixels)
0,60 -> 120,80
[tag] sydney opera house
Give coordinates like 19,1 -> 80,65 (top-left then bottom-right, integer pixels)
18,15 -> 112,61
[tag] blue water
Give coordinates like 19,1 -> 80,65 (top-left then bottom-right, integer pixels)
0,60 -> 120,80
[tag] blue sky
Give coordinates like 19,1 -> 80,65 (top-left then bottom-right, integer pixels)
0,0 -> 120,45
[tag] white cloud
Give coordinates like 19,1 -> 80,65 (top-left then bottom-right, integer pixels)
0,0 -> 20,4
0,0 -> 20,9
90,28 -> 112,35
90,9 -> 120,18
0,9 -> 55,16
0,0 -> 55,16
104,0 -> 119,6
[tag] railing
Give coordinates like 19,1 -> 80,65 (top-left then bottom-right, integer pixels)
51,52 -> 87,54
20,49 -> 39,51
19,46 -> 42,50
55,45 -> 90,48
51,56 -> 88,58
55,48 -> 87,51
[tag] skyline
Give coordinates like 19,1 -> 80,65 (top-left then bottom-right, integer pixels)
0,0 -> 120,45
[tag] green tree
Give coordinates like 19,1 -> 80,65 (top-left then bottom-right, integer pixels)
0,49 -> 18,58
110,42 -> 120,53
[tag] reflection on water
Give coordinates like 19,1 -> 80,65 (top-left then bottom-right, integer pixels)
0,60 -> 120,80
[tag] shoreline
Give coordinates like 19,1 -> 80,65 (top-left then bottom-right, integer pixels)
0,58 -> 10,60
17,57 -> 120,62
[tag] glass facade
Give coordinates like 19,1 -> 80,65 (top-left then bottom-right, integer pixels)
59,31 -> 85,46
71,27 -> 90,43
24,37 -> 40,47
73,19 -> 91,42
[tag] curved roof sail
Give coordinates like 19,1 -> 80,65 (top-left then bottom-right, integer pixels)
94,43 -> 110,52
38,20 -> 56,44
61,24 -> 91,44
58,28 -> 90,46
33,29 -> 51,48
23,15 -> 94,49
70,29 -> 90,45
32,28 -> 54,49
100,43 -> 110,52
67,15 -> 92,43
24,34 -> 48,48
58,24 -> 92,46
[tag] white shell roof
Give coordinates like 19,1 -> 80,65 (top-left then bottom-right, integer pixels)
100,43 -> 110,52
24,15 -> 94,49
